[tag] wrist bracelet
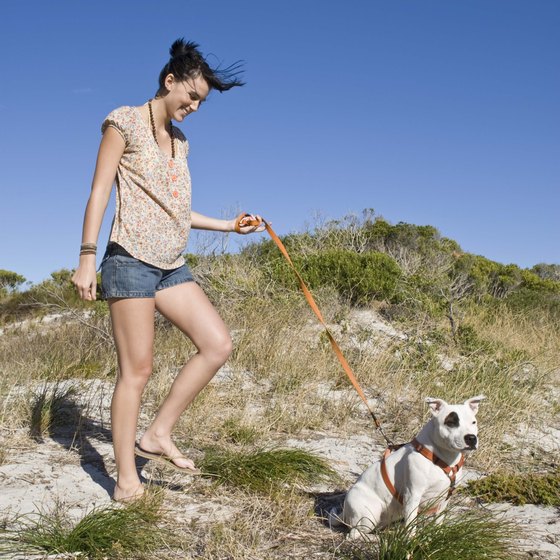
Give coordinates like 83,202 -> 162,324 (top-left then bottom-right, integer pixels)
80,242 -> 97,257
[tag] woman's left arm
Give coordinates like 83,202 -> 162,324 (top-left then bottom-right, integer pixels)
191,211 -> 265,234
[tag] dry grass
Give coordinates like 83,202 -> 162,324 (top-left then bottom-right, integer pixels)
465,302 -> 560,359
2,279 -> 555,471
0,242 -> 557,559
179,490 -> 329,560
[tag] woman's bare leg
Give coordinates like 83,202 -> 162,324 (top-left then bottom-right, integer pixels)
139,282 -> 232,468
109,297 -> 155,501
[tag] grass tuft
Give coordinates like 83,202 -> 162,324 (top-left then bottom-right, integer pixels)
464,470 -> 560,505
201,447 -> 339,494
338,505 -> 522,560
1,490 -> 170,559
29,382 -> 77,440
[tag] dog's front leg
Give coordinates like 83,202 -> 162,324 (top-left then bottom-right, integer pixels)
403,503 -> 420,535
402,488 -> 424,538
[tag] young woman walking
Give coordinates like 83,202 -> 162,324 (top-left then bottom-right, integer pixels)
72,39 -> 263,502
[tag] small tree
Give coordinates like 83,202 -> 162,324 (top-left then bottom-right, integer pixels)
0,269 -> 26,298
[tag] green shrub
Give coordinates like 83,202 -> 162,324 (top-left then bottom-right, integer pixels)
465,470 -> 560,506
258,247 -> 402,305
0,268 -> 98,323
301,250 -> 402,304
531,263 -> 560,282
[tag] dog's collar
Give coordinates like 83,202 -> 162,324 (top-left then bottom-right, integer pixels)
380,440 -> 465,513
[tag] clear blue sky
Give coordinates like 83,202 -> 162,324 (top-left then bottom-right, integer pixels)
0,0 -> 558,285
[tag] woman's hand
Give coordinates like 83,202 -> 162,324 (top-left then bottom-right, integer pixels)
71,257 -> 98,301
233,213 -> 266,234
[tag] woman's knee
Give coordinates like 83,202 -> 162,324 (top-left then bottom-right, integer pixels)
221,334 -> 234,363
203,332 -> 233,366
117,361 -> 153,390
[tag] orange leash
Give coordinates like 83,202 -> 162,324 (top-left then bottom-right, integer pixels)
235,213 -> 393,444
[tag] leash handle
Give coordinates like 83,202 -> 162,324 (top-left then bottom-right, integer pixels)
249,216 -> 392,444
234,213 -> 263,233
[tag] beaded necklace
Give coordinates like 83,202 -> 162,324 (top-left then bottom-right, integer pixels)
148,99 -> 175,159
148,100 -> 179,198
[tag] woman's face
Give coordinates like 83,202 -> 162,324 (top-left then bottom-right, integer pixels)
165,73 -> 210,122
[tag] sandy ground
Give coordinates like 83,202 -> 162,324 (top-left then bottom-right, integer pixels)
0,375 -> 558,559
1,310 -> 558,558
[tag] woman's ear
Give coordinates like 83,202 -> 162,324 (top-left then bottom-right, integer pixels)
163,73 -> 175,92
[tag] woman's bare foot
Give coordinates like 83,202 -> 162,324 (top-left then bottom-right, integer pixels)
138,432 -> 196,471
113,482 -> 145,503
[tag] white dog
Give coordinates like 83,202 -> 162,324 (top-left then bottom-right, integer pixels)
332,395 -> 484,539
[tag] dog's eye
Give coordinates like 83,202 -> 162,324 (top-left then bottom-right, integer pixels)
472,421 -> 476,424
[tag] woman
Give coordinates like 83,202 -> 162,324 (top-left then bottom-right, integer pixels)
72,39 -> 263,502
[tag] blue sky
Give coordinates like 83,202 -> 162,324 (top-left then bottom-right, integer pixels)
0,0 -> 558,285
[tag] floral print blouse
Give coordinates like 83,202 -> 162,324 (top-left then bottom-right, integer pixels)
101,106 -> 192,269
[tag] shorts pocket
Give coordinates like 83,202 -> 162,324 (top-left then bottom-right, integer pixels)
114,253 -> 142,267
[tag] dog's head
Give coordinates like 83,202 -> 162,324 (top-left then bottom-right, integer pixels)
425,395 -> 485,453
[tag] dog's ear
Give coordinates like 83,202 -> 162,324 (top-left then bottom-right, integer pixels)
464,395 -> 486,415
425,397 -> 447,415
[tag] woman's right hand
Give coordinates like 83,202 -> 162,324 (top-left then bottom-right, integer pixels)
71,257 -> 98,301
72,126 -> 125,302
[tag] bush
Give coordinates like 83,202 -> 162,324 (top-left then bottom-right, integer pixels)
0,268 -> 100,324
246,236 -> 403,305
301,250 -> 402,305
465,470 -> 560,506
531,263 -> 560,282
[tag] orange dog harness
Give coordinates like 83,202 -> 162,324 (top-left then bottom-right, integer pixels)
380,439 -> 465,514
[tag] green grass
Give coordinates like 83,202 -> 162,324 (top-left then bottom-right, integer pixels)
338,505 -> 522,560
1,491 -> 170,559
200,447 -> 340,494
465,470 -> 560,506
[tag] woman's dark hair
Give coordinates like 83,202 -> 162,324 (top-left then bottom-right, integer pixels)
158,38 -> 244,93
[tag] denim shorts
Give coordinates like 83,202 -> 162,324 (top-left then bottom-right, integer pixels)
100,243 -> 194,299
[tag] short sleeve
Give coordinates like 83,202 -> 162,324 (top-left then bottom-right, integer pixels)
101,107 -> 130,144
173,126 -> 189,158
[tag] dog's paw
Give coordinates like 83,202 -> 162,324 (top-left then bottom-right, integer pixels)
327,506 -> 343,528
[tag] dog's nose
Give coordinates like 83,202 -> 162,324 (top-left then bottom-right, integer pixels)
464,434 -> 477,449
